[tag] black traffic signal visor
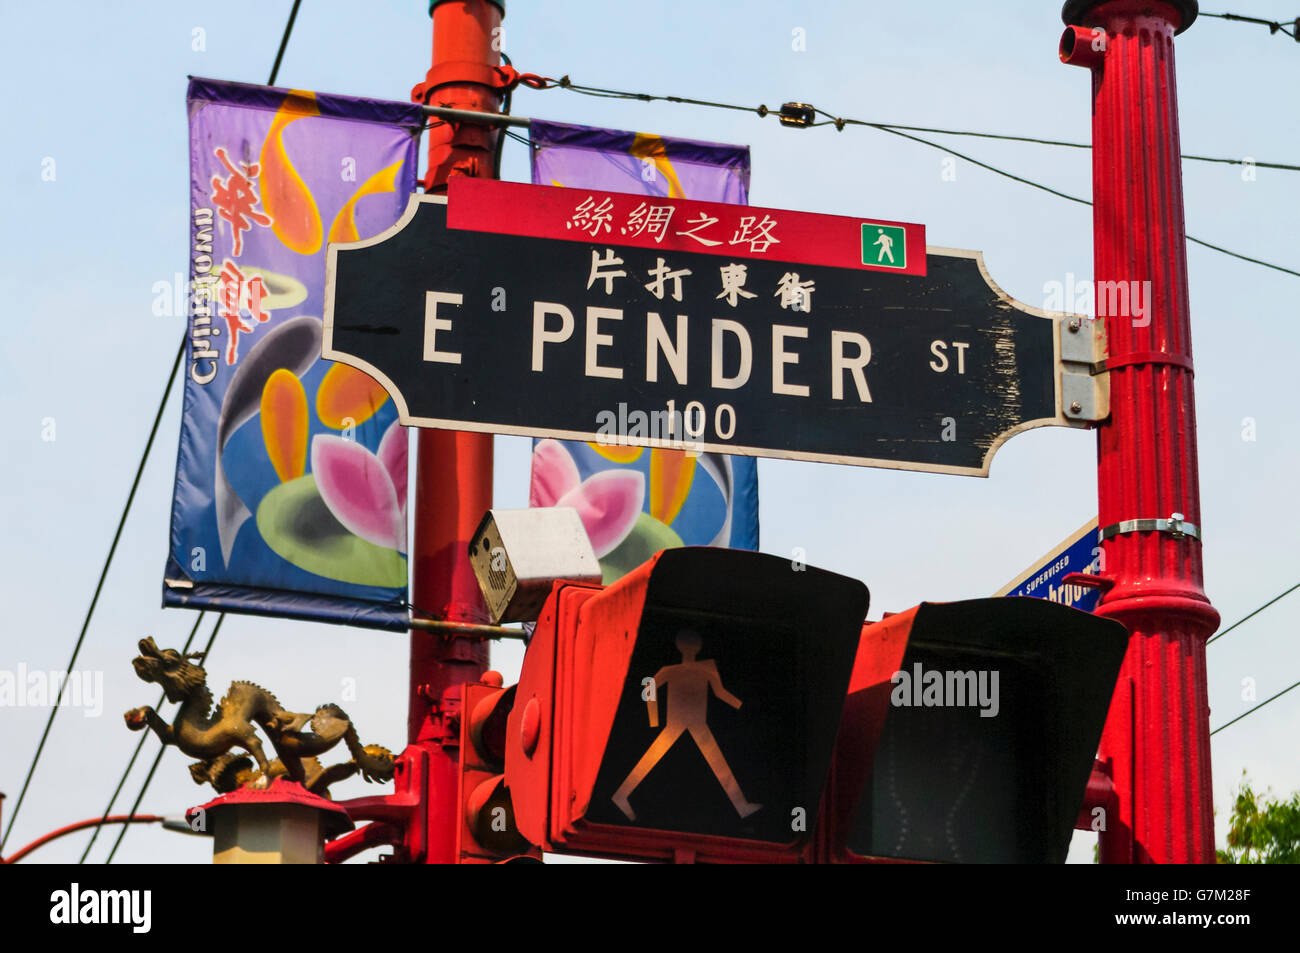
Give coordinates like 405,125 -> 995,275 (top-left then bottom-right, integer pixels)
833,597 -> 1128,863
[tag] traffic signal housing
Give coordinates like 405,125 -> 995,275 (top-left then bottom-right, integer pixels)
505,547 -> 870,863
456,676 -> 541,863
817,597 -> 1128,863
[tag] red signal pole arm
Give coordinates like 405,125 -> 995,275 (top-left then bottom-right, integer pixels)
1,815 -> 164,865
323,821 -> 404,865
404,0 -> 505,865
1061,0 -> 1220,863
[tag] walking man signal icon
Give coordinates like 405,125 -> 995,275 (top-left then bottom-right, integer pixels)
874,227 -> 895,263
861,223 -> 907,270
612,631 -> 762,821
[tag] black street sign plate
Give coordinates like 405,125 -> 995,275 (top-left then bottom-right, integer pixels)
325,186 -> 1078,476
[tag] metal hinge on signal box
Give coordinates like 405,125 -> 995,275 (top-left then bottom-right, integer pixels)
1059,315 -> 1109,424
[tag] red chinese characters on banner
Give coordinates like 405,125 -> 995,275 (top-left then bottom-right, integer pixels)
209,145 -> 275,365
217,260 -> 269,364
211,147 -> 271,258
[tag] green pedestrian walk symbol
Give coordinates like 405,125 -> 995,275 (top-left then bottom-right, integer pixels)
863,223 -> 906,269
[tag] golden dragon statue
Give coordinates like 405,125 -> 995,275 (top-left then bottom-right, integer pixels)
124,636 -> 393,796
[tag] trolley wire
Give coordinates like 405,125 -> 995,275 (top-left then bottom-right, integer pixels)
0,340 -> 185,852
1201,581 -> 1300,735
1212,680 -> 1300,736
78,611 -> 207,863
1208,582 -> 1300,646
3,0 -> 302,858
550,78 -> 1300,172
1201,11 -> 1298,40
535,77 -> 1300,277
92,0 -> 305,863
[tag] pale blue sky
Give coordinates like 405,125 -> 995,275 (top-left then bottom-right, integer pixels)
1,0 -> 1297,863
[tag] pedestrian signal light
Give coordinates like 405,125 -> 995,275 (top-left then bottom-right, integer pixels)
817,598 -> 1128,863
505,547 -> 869,863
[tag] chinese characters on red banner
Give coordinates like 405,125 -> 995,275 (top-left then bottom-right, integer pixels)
567,196 -> 781,256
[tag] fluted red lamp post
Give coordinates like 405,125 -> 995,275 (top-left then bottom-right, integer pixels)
1060,0 -> 1220,863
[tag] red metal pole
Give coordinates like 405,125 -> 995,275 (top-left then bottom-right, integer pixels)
407,0 -> 504,864
1,815 -> 163,865
1060,0 -> 1220,863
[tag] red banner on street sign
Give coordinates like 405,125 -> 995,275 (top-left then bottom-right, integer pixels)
446,178 -> 926,277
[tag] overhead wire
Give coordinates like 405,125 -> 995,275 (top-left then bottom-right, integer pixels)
95,0 -> 306,862
1200,582 -> 1300,734
502,128 -> 533,148
1212,680 -> 1300,736
1196,580 -> 1300,734
1208,582 -> 1300,646
548,78 -> 1300,171
78,610 -> 207,863
1201,11 -> 1298,40
18,0 -> 307,863
0,340 -> 186,852
864,123 -> 1300,278
268,0 -> 302,85
814,113 -> 1300,173
533,78 -> 1300,278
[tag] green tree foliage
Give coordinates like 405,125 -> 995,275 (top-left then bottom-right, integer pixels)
1217,773 -> 1300,864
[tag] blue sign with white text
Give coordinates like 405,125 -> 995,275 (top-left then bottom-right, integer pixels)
995,519 -> 1101,612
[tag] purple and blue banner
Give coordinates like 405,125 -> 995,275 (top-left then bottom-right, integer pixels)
529,119 -> 750,201
527,120 -> 759,581
163,78 -> 423,630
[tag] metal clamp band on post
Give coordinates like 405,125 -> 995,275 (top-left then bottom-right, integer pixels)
1092,351 -> 1195,375
412,64 -> 553,105
1099,512 -> 1202,543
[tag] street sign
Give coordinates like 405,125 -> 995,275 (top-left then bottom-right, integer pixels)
325,179 -> 1098,477
994,517 -> 1102,612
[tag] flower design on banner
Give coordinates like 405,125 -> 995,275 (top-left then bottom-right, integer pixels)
244,340 -> 407,589
531,439 -> 645,558
530,439 -> 717,583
